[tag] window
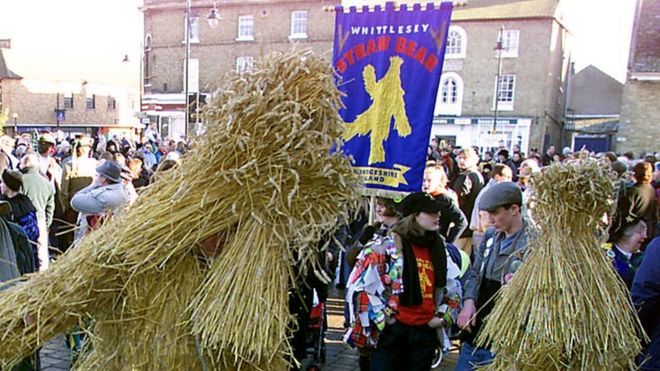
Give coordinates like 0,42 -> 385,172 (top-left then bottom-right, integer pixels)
63,94 -> 74,109
434,73 -> 463,116
237,15 -> 254,41
445,26 -> 466,58
290,11 -> 308,39
107,96 -> 116,110
86,95 -> 95,110
185,16 -> 200,43
183,58 -> 199,92
236,57 -> 253,74
493,74 -> 516,111
497,29 -> 519,58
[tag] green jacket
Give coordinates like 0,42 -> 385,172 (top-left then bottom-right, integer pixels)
20,167 -> 56,226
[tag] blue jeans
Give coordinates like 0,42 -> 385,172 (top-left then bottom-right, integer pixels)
456,342 -> 495,370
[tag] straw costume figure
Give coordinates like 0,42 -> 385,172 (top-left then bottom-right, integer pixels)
0,50 -> 360,370
477,160 -> 645,370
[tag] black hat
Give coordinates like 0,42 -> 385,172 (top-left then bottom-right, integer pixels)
478,182 -> 522,211
608,211 -> 644,243
96,161 -> 122,183
1,169 -> 22,192
398,192 -> 443,217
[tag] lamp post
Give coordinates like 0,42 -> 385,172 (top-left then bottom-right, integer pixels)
12,112 -> 17,135
492,25 -> 505,135
184,0 -> 220,138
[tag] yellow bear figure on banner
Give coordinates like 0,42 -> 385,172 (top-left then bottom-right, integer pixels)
342,56 -> 411,165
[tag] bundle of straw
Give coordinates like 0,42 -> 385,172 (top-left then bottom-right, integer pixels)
0,50 -> 360,370
477,160 -> 644,370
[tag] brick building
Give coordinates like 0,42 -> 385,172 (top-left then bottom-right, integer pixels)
618,0 -> 660,156
142,0 -> 572,151
419,0 -> 571,155
0,49 -> 138,137
140,0 -> 337,139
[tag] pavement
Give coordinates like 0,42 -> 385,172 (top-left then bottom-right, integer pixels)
36,292 -> 458,371
316,293 -> 459,371
39,336 -> 71,371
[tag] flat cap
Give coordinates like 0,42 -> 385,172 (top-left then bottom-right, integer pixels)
478,181 -> 522,211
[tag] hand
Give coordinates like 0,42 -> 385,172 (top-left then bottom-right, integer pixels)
504,273 -> 515,285
385,315 -> 397,325
457,299 -> 477,332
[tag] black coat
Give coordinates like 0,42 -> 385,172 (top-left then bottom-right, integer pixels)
451,170 -> 484,238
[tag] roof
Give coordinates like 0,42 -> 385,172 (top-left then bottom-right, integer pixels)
0,50 -> 21,79
452,0 -> 560,21
628,0 -> 660,73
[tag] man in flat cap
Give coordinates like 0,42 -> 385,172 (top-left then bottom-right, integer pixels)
456,181 -> 531,369
71,161 -> 129,243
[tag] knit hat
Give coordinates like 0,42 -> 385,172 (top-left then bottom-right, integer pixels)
1,169 -> 23,192
96,161 -> 122,183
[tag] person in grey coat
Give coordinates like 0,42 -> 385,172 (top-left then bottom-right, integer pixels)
19,153 -> 56,271
455,182 -> 532,370
71,161 -> 130,243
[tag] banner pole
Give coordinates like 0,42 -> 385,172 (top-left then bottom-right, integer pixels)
368,195 -> 376,225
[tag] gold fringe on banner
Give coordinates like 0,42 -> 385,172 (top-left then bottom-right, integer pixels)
323,1 -> 468,12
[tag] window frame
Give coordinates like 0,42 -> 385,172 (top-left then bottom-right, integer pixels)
289,10 -> 308,39
184,15 -> 200,44
86,95 -> 96,110
107,96 -> 116,110
445,25 -> 467,59
63,93 -> 74,109
237,15 -> 255,41
236,56 -> 254,74
498,29 -> 519,58
493,74 -> 516,111
434,72 -> 463,116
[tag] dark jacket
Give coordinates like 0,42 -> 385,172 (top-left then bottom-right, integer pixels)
6,220 -> 36,275
451,169 -> 484,238
632,236 -> 660,370
20,167 -> 56,226
3,194 -> 40,243
435,193 -> 468,243
609,245 -> 644,289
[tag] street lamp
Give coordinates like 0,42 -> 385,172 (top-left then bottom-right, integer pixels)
492,25 -> 505,135
184,0 -> 220,138
207,2 -> 220,29
12,112 -> 17,134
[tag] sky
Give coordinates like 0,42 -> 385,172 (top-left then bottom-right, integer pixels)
0,0 -> 638,86
0,0 -> 142,87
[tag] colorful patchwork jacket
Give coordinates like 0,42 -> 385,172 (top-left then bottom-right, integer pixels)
344,236 -> 403,349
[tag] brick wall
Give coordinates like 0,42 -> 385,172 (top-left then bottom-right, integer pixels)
619,80 -> 660,155
1,79 -> 135,128
145,0 -> 337,94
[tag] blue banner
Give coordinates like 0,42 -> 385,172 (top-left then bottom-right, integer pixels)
333,2 -> 452,194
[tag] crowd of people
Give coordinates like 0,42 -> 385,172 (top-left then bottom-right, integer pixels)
335,138 -> 659,371
0,123 -> 658,370
0,124 -> 190,368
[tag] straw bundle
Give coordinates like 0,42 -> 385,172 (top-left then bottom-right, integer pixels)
0,50 -> 360,370
477,160 -> 644,370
